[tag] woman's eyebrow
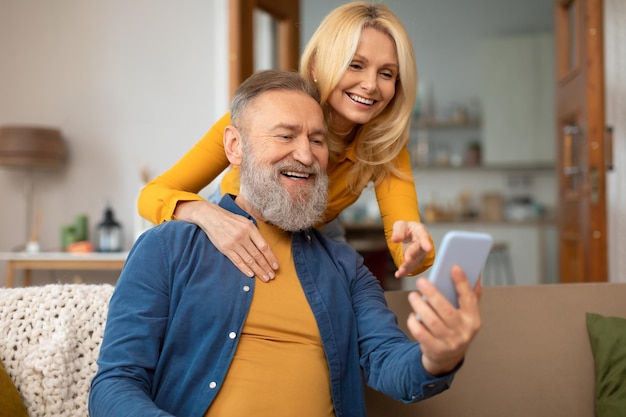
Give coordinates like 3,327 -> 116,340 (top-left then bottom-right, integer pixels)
352,53 -> 399,69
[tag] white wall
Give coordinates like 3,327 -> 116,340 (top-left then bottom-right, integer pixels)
0,0 -> 560,286
302,0 -> 554,120
0,1 -> 229,284
1,0 -> 622,285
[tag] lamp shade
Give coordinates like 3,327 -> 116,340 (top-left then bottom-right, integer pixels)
0,126 -> 67,169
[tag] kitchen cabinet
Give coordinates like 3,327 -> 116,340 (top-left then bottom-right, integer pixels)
480,33 -> 555,165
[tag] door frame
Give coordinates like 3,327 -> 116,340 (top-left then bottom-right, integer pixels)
229,0 -> 300,98
555,0 -> 607,282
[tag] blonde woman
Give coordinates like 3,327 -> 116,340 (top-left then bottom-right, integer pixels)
139,1 -> 435,281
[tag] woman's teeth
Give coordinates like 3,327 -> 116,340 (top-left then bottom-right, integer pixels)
348,94 -> 374,105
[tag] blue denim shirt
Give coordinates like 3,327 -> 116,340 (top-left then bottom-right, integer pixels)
89,195 -> 455,417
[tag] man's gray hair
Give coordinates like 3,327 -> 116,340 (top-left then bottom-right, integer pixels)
230,70 -> 321,127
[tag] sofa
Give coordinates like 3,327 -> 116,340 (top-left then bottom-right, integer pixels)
367,282 -> 626,417
1,282 -> 625,417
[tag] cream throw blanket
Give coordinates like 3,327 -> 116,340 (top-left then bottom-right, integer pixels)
0,284 -> 114,417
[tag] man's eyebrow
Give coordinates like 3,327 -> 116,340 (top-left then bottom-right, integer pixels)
310,127 -> 327,137
271,122 -> 299,131
271,123 -> 327,136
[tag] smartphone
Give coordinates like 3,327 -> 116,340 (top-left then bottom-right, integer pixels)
427,231 -> 494,308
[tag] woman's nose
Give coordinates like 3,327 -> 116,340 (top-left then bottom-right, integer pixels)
360,70 -> 378,92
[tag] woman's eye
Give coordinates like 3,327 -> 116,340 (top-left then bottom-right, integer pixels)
349,63 -> 363,70
380,71 -> 394,80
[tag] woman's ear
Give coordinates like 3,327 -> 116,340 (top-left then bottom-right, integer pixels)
223,125 -> 243,165
309,58 -> 318,83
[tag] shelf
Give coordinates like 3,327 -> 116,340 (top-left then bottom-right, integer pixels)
411,162 -> 556,172
411,120 -> 481,130
342,216 -> 556,229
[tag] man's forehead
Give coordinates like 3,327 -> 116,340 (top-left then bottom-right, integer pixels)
245,90 -> 324,126
251,89 -> 316,106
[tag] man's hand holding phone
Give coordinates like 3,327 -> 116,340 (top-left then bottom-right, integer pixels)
407,265 -> 482,376
405,231 -> 491,376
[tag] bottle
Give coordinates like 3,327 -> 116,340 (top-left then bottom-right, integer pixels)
97,205 -> 122,252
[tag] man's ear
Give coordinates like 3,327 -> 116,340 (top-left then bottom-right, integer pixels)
224,125 -> 243,165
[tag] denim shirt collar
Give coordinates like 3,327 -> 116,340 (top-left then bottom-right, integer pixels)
219,193 -> 255,223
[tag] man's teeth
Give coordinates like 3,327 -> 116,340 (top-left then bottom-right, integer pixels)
283,171 -> 310,179
349,94 -> 374,105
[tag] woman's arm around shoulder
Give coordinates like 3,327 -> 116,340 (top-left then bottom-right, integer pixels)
137,112 -> 232,224
137,113 -> 279,282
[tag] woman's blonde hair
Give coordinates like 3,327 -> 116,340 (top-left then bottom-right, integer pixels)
300,1 -> 417,190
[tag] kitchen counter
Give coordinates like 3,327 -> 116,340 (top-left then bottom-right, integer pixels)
341,217 -> 558,288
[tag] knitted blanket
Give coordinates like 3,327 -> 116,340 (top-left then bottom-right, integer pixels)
0,284 -> 114,417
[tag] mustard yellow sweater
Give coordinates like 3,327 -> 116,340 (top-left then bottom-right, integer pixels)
138,112 -> 434,275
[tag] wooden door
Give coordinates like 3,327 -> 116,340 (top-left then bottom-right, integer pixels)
229,0 -> 300,99
555,0 -> 607,282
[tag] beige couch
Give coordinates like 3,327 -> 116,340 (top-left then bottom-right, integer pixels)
1,282 -> 624,416
367,282 -> 626,417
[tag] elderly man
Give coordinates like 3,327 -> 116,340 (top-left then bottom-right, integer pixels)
89,70 -> 481,417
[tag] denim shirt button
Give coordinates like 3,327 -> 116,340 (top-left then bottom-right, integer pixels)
229,331 -> 237,339
209,381 -> 217,389
242,285 -> 250,292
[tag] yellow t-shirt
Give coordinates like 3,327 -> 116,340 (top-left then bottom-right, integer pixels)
138,112 -> 434,274
204,221 -> 334,417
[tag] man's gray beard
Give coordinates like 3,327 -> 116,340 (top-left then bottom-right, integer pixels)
239,151 -> 328,232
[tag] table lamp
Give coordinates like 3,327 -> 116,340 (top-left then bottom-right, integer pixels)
0,126 -> 67,251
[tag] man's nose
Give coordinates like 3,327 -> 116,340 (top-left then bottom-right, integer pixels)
291,136 -> 315,166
